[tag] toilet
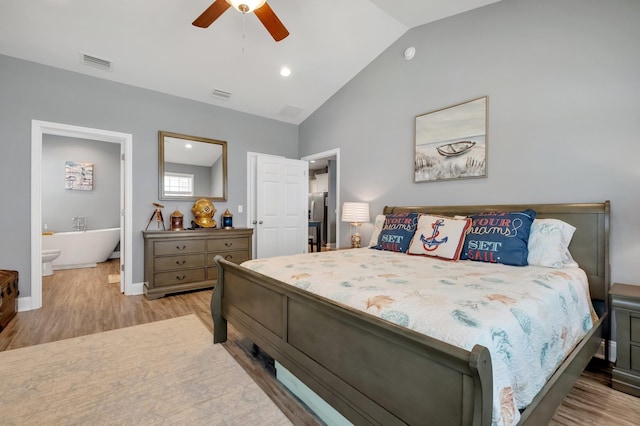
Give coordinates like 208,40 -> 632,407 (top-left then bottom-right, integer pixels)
42,249 -> 61,276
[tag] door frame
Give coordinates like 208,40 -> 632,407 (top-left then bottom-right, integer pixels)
26,120 -> 133,311
301,148 -> 340,249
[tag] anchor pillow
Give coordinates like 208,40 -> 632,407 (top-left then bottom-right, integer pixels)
407,215 -> 472,260
460,209 -> 537,266
373,212 -> 420,253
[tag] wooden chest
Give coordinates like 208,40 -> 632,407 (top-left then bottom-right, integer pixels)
0,270 -> 18,332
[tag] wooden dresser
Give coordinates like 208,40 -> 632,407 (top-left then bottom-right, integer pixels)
610,283 -> 640,397
143,228 -> 253,299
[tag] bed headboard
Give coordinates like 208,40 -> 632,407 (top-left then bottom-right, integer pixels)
383,202 -> 611,305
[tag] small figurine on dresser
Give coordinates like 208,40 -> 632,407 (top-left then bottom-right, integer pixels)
191,198 -> 217,228
145,202 -> 165,230
170,208 -> 184,231
222,208 -> 233,229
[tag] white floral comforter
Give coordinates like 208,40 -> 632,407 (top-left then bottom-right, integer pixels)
241,248 -> 597,426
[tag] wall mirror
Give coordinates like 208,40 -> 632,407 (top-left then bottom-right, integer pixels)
158,131 -> 227,201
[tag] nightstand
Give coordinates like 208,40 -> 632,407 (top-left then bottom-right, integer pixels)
610,283 -> 640,397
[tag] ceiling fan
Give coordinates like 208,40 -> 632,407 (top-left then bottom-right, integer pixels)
193,0 -> 289,42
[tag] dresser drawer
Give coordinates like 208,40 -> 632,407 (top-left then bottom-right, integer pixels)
154,254 -> 205,272
631,316 -> 640,343
631,345 -> 640,371
208,237 -> 249,252
154,268 -> 206,287
207,251 -> 250,266
154,239 -> 205,256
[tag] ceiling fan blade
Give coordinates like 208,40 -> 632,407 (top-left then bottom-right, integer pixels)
192,0 -> 231,28
254,2 -> 289,42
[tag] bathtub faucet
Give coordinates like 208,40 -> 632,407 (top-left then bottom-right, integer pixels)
72,216 -> 87,231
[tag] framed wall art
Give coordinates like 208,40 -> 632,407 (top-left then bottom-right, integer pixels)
414,96 -> 488,183
65,161 -> 94,191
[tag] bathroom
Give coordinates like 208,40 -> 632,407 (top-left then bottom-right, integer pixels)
41,134 -> 121,276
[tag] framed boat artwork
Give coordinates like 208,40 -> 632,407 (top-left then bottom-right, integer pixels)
414,96 -> 488,183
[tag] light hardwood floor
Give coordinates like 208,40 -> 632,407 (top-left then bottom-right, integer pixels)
1,260 -> 639,425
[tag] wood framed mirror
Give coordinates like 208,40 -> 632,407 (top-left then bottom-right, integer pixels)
158,131 -> 227,201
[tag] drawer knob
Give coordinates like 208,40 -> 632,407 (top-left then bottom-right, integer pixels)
176,260 -> 186,265
224,255 -> 233,260
176,245 -> 187,251
176,275 -> 186,281
225,242 -> 233,247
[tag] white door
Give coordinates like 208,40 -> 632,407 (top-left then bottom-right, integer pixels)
253,154 -> 308,258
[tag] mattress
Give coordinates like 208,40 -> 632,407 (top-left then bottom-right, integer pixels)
241,248 -> 597,426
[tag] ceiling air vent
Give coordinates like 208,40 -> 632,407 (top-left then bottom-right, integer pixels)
210,89 -> 232,100
278,105 -> 304,119
81,53 -> 111,71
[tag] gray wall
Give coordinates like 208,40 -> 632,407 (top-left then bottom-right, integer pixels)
0,54 -> 298,296
42,135 -> 120,232
299,0 -> 640,285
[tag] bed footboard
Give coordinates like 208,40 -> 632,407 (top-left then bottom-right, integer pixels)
213,256 -> 493,425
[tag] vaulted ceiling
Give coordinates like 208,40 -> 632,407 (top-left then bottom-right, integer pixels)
0,0 -> 500,124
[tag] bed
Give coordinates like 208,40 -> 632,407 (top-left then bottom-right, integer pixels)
211,202 -> 610,425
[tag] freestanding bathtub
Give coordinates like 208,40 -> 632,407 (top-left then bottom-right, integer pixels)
42,228 -> 120,270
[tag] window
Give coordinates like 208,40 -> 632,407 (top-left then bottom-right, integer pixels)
164,172 -> 194,197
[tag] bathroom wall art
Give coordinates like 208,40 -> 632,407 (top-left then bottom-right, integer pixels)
65,161 -> 93,191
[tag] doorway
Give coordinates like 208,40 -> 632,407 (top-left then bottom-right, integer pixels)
27,120 -> 133,311
302,149 -> 340,250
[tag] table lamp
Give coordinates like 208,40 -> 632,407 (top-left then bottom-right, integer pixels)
341,202 -> 370,248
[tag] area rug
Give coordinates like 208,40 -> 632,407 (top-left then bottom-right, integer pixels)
0,315 -> 292,425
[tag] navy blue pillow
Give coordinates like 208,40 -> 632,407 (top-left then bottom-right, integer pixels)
460,209 -> 537,266
373,213 -> 420,253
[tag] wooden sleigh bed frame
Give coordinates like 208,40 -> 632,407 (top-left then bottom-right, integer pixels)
212,202 -> 610,425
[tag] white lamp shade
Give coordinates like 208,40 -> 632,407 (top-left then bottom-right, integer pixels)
341,202 -> 370,224
226,0 -> 266,13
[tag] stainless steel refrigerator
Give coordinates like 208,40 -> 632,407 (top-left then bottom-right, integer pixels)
308,192 -> 328,246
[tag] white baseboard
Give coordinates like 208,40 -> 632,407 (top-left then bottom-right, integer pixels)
17,296 -> 34,312
127,281 -> 144,296
54,263 -> 97,270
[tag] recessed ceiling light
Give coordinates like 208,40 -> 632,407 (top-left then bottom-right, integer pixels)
185,143 -> 192,149
280,66 -> 291,77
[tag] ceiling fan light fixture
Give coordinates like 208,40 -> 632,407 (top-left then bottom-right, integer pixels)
226,0 -> 266,14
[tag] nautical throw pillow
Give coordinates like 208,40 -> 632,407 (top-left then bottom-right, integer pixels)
407,215 -> 471,260
373,212 -> 419,253
460,209 -> 537,266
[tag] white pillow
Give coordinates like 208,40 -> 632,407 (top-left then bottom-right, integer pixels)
527,218 -> 578,268
368,214 -> 386,247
